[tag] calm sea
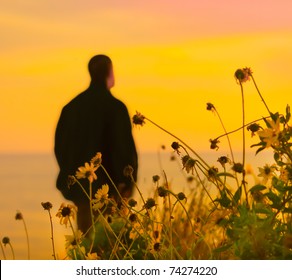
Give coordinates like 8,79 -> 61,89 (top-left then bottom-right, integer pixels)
0,150 -> 274,259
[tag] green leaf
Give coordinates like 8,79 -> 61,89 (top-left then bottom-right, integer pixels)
233,186 -> 242,204
215,191 -> 231,208
256,146 -> 266,155
217,172 -> 235,178
249,185 -> 267,193
265,191 -> 281,209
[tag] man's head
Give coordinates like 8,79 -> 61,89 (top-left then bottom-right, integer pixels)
88,54 -> 115,89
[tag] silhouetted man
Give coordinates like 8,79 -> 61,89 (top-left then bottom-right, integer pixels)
54,55 -> 138,233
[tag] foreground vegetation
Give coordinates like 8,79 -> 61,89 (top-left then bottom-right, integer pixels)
2,68 -> 292,260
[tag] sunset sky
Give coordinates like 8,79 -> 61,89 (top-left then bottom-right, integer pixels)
1,0 -> 292,154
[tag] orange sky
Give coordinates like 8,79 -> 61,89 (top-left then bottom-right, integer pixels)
1,0 -> 292,154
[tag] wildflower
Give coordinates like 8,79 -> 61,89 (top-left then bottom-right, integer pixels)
92,184 -> 109,210
247,123 -> 261,137
217,156 -> 230,168
15,211 -> 23,220
280,165 -> 292,183
123,165 -> 134,177
129,224 -> 144,240
65,230 -> 83,249
171,142 -> 181,154
75,162 -> 98,183
206,102 -> 215,112
67,175 -> 77,187
234,67 -> 252,84
41,202 -> 53,210
251,190 -> 265,203
177,192 -> 186,201
232,162 -> 244,173
128,198 -> 137,207
210,138 -> 220,150
182,155 -> 196,174
2,237 -> 10,245
153,242 -> 161,252
157,186 -> 168,197
161,145 -> 166,150
144,198 -> 156,210
148,223 -> 163,253
132,111 -> 145,126
90,152 -> 102,167
258,164 -> 277,183
258,118 -> 281,148
129,213 -> 138,223
56,203 -> 77,227
152,175 -> 160,183
208,166 -> 219,182
85,252 -> 100,260
280,167 -> 289,183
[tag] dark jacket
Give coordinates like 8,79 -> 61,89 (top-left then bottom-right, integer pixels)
54,83 -> 138,204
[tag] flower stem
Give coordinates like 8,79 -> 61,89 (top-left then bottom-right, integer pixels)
47,209 -> 56,260
100,164 -> 127,207
250,74 -> 271,115
240,83 -> 249,207
194,166 -> 217,208
214,116 -> 270,141
89,182 -> 96,254
214,108 -> 235,163
8,242 -> 15,260
145,117 -> 210,170
74,179 -> 90,200
0,241 -> 6,260
21,218 -> 30,260
68,217 -> 85,259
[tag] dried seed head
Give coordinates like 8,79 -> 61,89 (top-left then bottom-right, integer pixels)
41,202 -> 53,210
177,192 -> 186,201
2,237 -> 10,245
152,175 -> 160,183
157,186 -> 168,197
128,198 -> 137,208
144,198 -> 156,209
210,139 -> 220,150
232,162 -> 244,173
15,211 -> 23,220
217,156 -> 230,168
132,111 -> 145,126
123,165 -> 134,177
206,102 -> 215,111
129,213 -> 138,223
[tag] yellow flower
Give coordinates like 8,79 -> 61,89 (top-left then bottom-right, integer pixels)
258,164 -> 277,184
65,230 -> 83,249
148,223 -> 163,254
56,203 -> 77,227
92,184 -> 109,210
75,162 -> 98,183
257,118 -> 281,148
129,223 -> 144,240
90,152 -> 102,167
280,167 -> 289,183
85,252 -> 100,260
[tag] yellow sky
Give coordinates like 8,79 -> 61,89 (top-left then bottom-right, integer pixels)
1,1 -> 292,154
